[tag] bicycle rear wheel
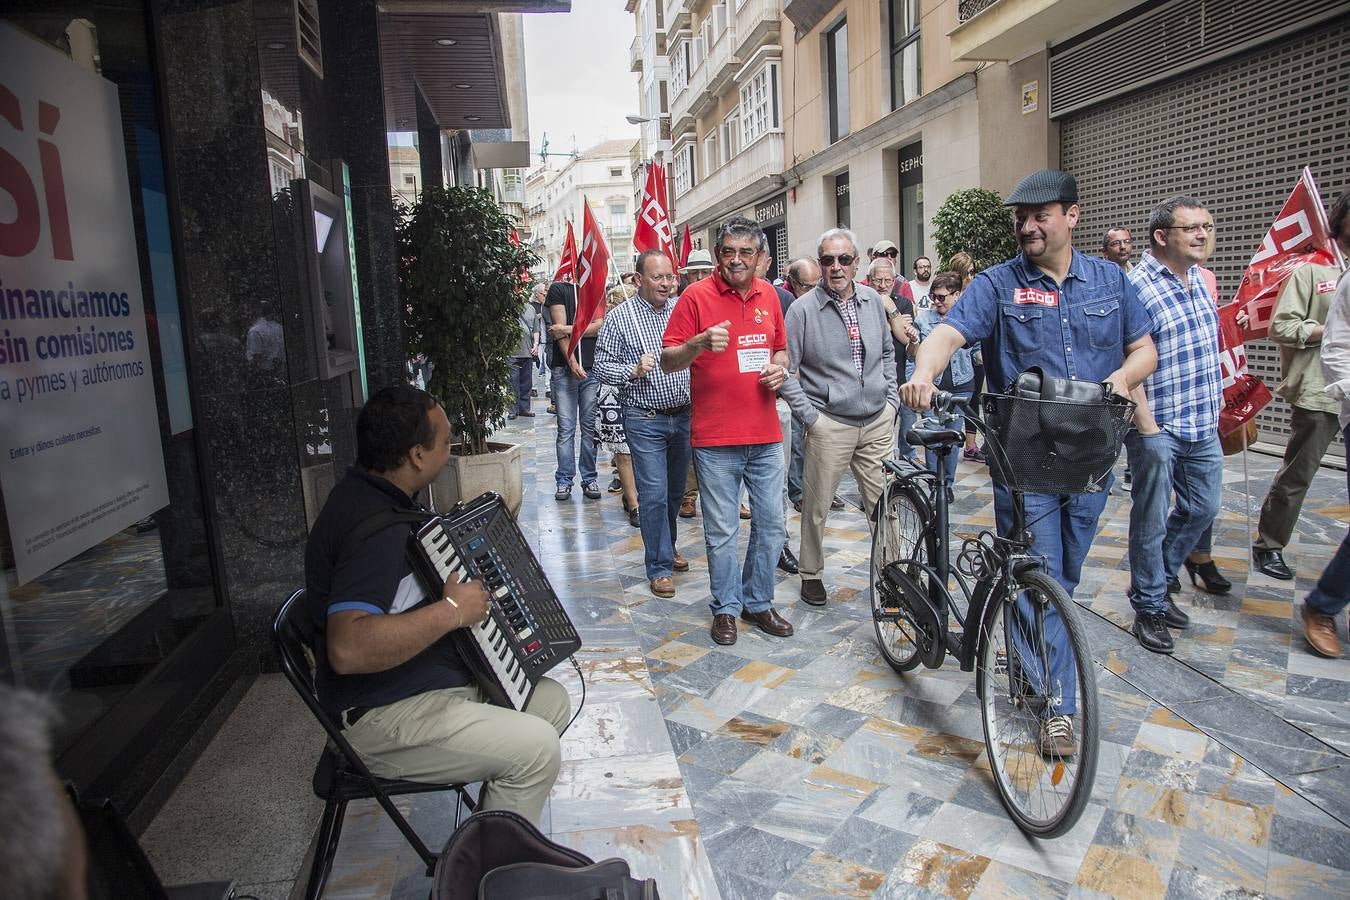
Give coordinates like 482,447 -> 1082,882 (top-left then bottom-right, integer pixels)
870,480 -> 935,672
976,569 -> 1099,837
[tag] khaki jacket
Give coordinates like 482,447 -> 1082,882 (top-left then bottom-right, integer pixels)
1271,263 -> 1342,414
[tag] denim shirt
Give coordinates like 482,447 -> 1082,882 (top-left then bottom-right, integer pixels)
917,308 -> 974,386
944,250 -> 1151,393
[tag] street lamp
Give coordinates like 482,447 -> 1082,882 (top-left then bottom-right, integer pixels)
625,114 -> 654,125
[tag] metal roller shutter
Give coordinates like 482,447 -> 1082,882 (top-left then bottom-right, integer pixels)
1060,18 -> 1350,457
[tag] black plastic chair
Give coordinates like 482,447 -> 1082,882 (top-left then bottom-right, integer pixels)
272,590 -> 475,899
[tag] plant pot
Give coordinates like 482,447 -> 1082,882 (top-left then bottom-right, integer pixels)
430,441 -> 523,517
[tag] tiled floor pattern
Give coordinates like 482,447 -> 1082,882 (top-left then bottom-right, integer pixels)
320,405 -> 1348,899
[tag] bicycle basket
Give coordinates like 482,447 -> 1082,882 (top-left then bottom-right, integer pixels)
981,392 -> 1134,494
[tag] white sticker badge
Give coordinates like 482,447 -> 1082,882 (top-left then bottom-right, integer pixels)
737,347 -> 770,373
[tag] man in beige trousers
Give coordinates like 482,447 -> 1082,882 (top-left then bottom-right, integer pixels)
780,228 -> 900,606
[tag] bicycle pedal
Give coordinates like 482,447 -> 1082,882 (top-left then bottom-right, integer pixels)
994,649 -> 1008,675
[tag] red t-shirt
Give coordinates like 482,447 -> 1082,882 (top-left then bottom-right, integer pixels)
663,273 -> 787,447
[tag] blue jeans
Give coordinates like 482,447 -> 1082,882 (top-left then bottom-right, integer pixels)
624,408 -> 692,580
920,398 -> 967,487
1306,423 -> 1350,618
993,481 -> 1112,718
694,443 -> 786,616
552,367 -> 599,487
787,416 -> 805,504
1124,430 -> 1223,614
895,403 -> 918,462
511,357 -> 533,413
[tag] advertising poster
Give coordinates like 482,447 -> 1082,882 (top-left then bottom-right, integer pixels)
0,23 -> 170,584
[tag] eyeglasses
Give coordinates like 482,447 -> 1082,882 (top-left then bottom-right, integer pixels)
1105,240 -> 1131,248
1165,223 -> 1215,235
880,249 -> 899,258
717,246 -> 760,260
819,254 -> 856,267
930,292 -> 954,303
646,273 -> 678,282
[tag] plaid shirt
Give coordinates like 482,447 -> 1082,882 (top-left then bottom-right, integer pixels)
825,284 -> 865,375
592,293 -> 691,410
1128,253 -> 1222,441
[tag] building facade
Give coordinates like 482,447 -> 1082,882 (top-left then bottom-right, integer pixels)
0,0 -> 559,832
526,140 -> 638,280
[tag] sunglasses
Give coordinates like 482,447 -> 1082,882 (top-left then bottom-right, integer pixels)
819,254 -> 856,267
930,292 -> 954,303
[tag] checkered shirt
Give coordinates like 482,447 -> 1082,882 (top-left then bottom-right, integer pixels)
1128,253 -> 1222,441
824,284 -> 865,375
592,293 -> 691,410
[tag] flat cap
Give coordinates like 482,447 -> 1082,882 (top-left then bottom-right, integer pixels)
1004,169 -> 1079,206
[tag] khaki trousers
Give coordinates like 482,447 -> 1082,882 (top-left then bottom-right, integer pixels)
1254,406 -> 1340,551
343,677 -> 571,825
798,407 -> 895,579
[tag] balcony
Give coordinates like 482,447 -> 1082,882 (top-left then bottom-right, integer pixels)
694,26 -> 739,117
630,34 -> 643,72
668,0 -> 691,32
732,0 -> 781,60
676,132 -> 783,224
949,0 -> 1120,61
670,53 -> 708,135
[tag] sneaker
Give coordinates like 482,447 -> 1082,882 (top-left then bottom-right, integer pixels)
547,403 -> 557,414
554,486 -> 571,501
1039,715 -> 1075,758
607,477 -> 623,493
1132,612 -> 1174,654
1301,603 -> 1341,658
582,482 -> 602,500
963,445 -> 987,463
739,503 -> 751,520
830,496 -> 845,510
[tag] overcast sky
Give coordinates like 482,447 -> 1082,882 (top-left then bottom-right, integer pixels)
523,6 -> 639,161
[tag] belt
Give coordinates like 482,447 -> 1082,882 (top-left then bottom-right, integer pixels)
635,403 -> 690,417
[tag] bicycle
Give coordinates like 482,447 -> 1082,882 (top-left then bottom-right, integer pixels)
869,388 -> 1131,837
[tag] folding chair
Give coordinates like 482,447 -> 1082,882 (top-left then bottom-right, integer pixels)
272,590 -> 475,899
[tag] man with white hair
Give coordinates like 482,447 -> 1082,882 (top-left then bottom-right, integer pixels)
781,228 -> 900,606
868,256 -> 919,463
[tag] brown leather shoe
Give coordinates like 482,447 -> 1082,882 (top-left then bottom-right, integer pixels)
711,613 -> 737,645
679,494 -> 697,518
1302,603 -> 1341,658
650,576 -> 675,599
739,503 -> 752,520
672,552 -> 690,572
740,606 -> 794,637
800,578 -> 827,606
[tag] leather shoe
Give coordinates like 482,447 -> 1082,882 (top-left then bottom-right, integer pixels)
800,578 -> 827,606
778,545 -> 799,574
1167,575 -> 1181,595
1301,603 -> 1341,658
711,614 -> 737,645
740,606 -> 794,637
1252,548 -> 1294,580
739,503 -> 752,520
519,410 -> 536,417
1163,598 -> 1190,630
679,494 -> 697,518
1132,612 -> 1174,654
673,552 -> 690,572
650,576 -> 674,598
830,496 -> 845,510
792,498 -> 803,513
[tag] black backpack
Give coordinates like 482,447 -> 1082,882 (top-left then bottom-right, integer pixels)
432,810 -> 659,900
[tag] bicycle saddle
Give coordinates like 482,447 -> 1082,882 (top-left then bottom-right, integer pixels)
906,425 -> 964,447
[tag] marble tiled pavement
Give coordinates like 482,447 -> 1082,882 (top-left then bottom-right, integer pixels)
299,407 -> 1348,898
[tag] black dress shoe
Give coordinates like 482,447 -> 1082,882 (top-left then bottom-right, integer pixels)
740,606 -> 794,637
778,545 -> 799,574
1133,612 -> 1174,654
1167,575 -> 1181,595
800,578 -> 826,606
1184,559 -> 1231,594
1252,548 -> 1294,580
1163,598 -> 1190,630
711,614 -> 737,645
628,507 -> 640,528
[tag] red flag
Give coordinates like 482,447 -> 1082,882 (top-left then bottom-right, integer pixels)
634,162 -> 676,268
1233,167 -> 1343,339
567,200 -> 611,361
553,221 -> 578,283
1217,304 -> 1273,435
679,223 -> 692,268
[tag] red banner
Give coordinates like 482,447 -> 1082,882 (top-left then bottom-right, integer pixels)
1217,304 -> 1273,436
567,200 -> 610,362
553,221 -> 578,283
678,223 -> 692,269
634,161 -> 676,268
1233,167 -> 1342,339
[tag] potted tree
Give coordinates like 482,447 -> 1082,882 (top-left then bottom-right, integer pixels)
930,187 -> 1019,272
398,185 -> 538,515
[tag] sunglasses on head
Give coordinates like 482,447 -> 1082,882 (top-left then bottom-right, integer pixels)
819,253 -> 856,267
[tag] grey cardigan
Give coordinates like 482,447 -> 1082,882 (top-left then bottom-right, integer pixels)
780,283 -> 900,427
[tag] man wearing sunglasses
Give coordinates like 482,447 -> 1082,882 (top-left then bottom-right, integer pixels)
780,229 -> 900,607
901,169 -> 1156,756
662,216 -> 796,646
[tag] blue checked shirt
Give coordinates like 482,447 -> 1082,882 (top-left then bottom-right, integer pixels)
1127,253 -> 1222,440
593,293 -> 691,409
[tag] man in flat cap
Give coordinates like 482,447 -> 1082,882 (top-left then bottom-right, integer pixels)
901,169 -> 1157,756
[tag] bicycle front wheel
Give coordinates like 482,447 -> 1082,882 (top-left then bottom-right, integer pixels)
976,569 -> 1099,837
870,480 -> 934,672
